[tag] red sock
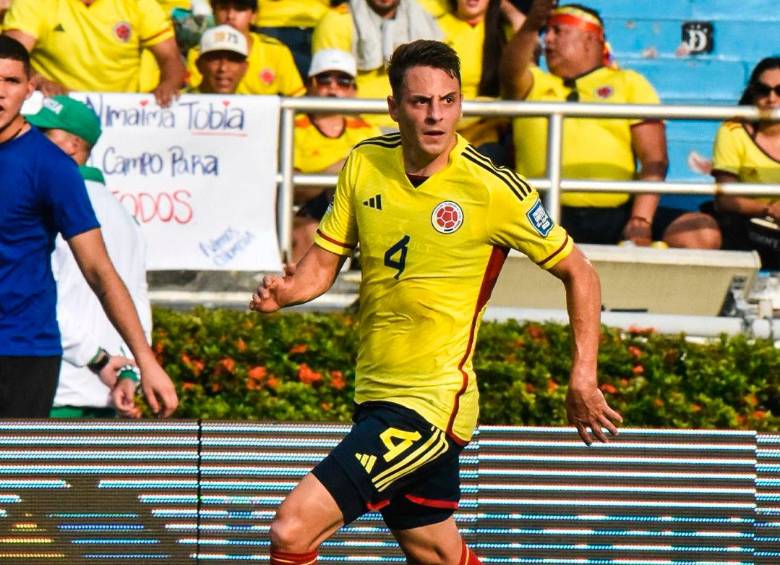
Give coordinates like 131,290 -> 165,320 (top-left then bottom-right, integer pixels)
270,549 -> 318,565
459,540 -> 483,565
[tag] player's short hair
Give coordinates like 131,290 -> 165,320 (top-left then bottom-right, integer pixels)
0,35 -> 31,77
388,40 -> 461,98
210,0 -> 258,11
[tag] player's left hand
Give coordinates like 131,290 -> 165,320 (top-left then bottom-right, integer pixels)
566,382 -> 622,446
153,80 -> 181,108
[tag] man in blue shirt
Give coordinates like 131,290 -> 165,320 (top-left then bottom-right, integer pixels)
0,35 -> 178,417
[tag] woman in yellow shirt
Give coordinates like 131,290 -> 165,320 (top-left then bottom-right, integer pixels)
711,57 -> 780,266
437,0 -> 525,165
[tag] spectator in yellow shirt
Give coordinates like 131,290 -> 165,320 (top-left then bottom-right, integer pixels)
191,24 -> 248,94
2,0 -> 186,107
710,57 -> 780,267
312,0 -> 443,130
292,49 -> 381,262
500,0 -> 720,249
438,0 -> 526,164
186,0 -> 304,96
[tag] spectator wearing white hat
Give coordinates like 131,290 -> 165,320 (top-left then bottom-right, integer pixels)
291,49 -> 381,262
192,24 -> 249,94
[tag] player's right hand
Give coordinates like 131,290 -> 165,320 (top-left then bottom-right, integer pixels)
249,275 -> 285,313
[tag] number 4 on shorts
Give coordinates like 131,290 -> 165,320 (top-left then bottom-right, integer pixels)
384,235 -> 410,279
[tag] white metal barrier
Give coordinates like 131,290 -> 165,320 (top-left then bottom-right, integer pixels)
276,97 -> 780,258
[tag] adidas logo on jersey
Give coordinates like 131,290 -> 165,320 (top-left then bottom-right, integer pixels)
363,195 -> 382,210
355,452 -> 377,473
54,23 -> 65,32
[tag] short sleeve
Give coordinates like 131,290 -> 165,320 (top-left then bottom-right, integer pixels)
487,173 -> 573,269
137,0 -> 175,47
711,122 -> 742,177
313,151 -> 358,255
624,70 -> 661,126
2,0 -> 49,39
312,8 -> 353,53
42,156 -> 100,240
275,45 -> 306,96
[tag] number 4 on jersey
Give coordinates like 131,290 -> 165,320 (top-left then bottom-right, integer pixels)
383,235 -> 410,279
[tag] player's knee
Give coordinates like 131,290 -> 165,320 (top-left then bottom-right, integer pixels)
269,510 -> 313,553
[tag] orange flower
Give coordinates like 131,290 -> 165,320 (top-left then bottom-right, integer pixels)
527,325 -> 545,340
600,383 -> 617,395
154,341 -> 165,354
235,338 -> 247,353
330,370 -> 347,391
627,346 -> 642,359
290,343 -> 309,355
247,366 -> 267,382
298,363 -> 323,385
218,357 -> 236,374
210,382 -> 222,393
632,365 -> 644,375
266,376 -> 280,390
321,402 -> 332,411
180,353 -> 204,377
753,410 -> 768,420
628,325 -> 656,336
181,382 -> 196,391
547,379 -> 559,393
654,398 -> 664,407
690,403 -> 701,412
525,383 -> 536,393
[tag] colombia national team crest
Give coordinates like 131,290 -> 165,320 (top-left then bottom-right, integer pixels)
113,22 -> 132,43
431,201 -> 464,234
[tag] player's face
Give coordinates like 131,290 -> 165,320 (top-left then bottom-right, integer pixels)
388,65 -> 462,165
213,4 -> 256,33
456,0 -> 489,22
0,58 -> 33,136
544,23 -> 594,75
44,128 -> 91,166
197,51 -> 248,94
754,68 -> 780,111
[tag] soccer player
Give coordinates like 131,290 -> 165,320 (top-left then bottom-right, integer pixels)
250,39 -> 621,564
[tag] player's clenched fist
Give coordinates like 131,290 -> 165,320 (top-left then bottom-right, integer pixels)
249,275 -> 285,313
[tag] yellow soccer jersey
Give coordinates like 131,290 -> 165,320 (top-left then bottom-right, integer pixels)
4,0 -> 173,93
315,133 -> 573,442
712,121 -> 780,203
438,14 -> 483,99
186,32 -> 305,96
254,0 -> 329,28
514,65 -> 661,208
294,115 -> 382,173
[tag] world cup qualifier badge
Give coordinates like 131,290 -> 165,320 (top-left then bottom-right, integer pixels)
431,201 -> 464,234
526,199 -> 553,237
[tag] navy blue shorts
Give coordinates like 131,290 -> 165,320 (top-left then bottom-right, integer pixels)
311,401 -> 463,530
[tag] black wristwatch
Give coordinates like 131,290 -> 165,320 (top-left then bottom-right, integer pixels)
87,348 -> 110,374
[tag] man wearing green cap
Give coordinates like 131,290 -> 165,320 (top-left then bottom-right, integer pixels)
26,95 -> 152,418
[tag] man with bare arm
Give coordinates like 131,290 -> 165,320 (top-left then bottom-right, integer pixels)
251,39 -> 621,564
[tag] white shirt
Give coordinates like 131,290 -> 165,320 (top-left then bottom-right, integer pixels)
52,175 -> 151,408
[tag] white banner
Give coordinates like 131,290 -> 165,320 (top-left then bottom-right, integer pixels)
40,93 -> 282,271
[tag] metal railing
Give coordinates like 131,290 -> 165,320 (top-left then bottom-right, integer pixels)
276,97 -> 780,257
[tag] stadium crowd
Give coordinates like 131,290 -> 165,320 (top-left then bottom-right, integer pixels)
0,0 -> 779,419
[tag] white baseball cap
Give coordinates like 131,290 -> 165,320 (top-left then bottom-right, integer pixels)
199,25 -> 248,58
308,49 -> 357,78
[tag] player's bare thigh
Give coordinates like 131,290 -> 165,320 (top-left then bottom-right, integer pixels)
269,472 -> 344,553
391,516 -> 463,565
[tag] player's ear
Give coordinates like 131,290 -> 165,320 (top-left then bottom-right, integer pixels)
387,94 -> 399,123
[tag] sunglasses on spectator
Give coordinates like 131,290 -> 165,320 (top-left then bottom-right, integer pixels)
752,82 -> 780,97
314,73 -> 355,87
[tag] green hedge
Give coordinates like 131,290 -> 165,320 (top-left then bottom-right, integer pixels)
151,307 -> 780,430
